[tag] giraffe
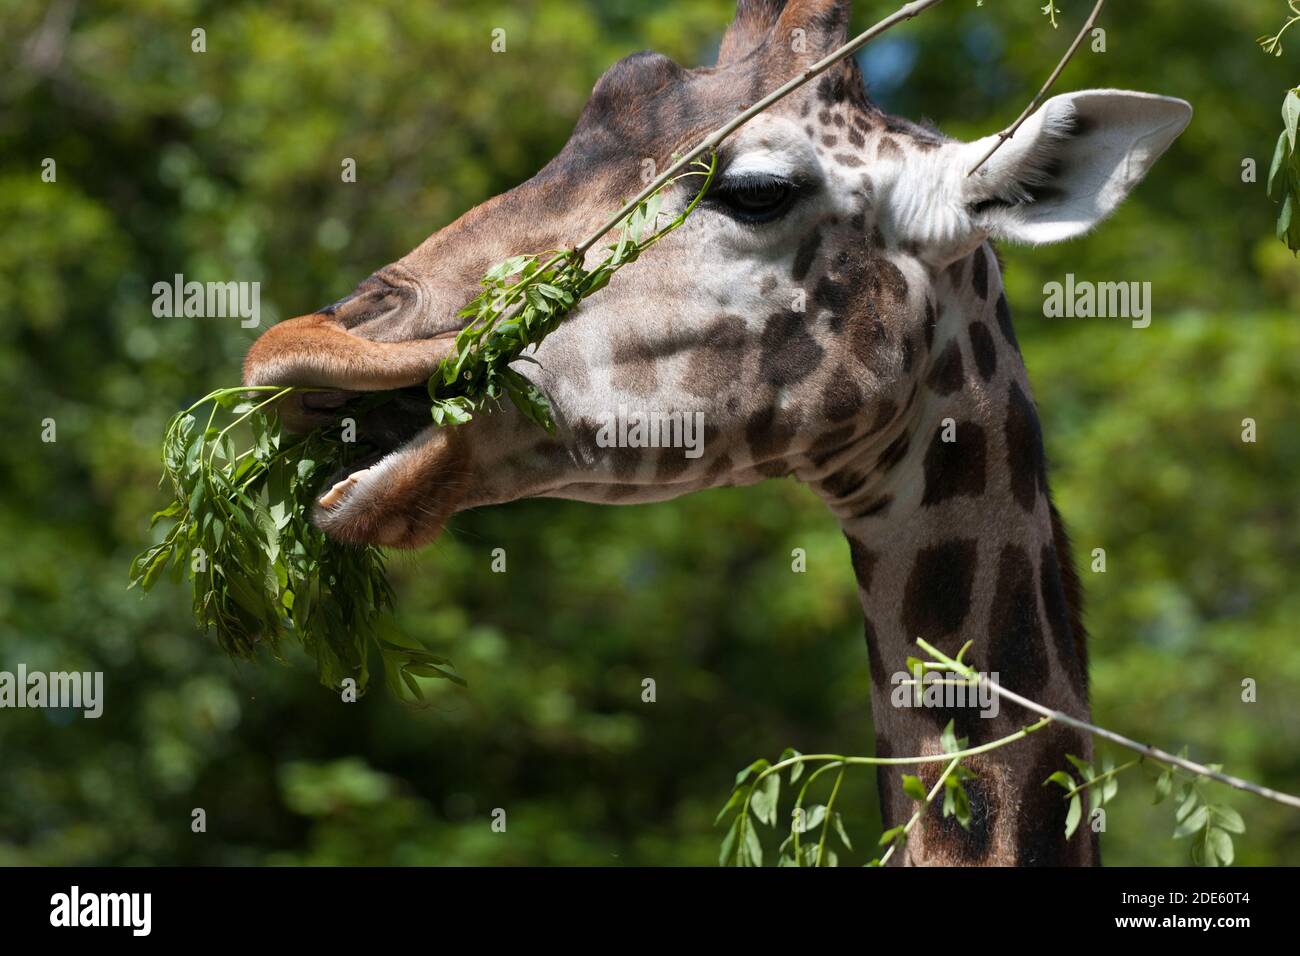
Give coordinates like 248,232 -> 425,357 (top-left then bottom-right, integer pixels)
242,0 -> 1191,865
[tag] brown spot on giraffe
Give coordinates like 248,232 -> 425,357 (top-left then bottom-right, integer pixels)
820,369 -> 864,422
987,543 -> 1051,696
902,539 -> 979,643
877,136 -> 903,159
971,245 -> 989,300
921,420 -> 987,506
926,340 -> 965,396
759,310 -> 824,386
1005,380 -> 1048,513
968,320 -> 997,380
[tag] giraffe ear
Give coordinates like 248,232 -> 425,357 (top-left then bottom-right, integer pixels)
717,0 -> 787,65
775,0 -> 850,63
961,89 -> 1192,245
717,0 -> 850,66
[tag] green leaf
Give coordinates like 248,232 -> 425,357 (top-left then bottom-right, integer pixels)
1206,828 -> 1234,867
1284,89 -> 1300,153
1064,794 -> 1083,839
404,662 -> 467,687
939,719 -> 966,755
778,747 -> 804,784
734,758 -> 770,789
902,774 -> 928,802
1269,130 -> 1289,199
943,775 -> 972,829
1173,805 -> 1210,839
149,500 -> 184,528
750,772 -> 780,827
714,788 -> 745,827
1045,770 -> 1076,791
741,818 -> 763,867
878,825 -> 907,848
833,812 -> 853,850
1153,767 -> 1174,804
1212,806 -> 1246,834
801,803 -> 827,833
719,816 -> 741,867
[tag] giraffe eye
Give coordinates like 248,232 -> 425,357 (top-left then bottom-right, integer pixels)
708,173 -> 799,223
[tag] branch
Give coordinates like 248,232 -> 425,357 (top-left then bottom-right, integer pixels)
992,678 -> 1300,811
913,638 -> 1300,811
965,0 -> 1106,177
755,715 -> 1053,775
878,756 -> 960,867
815,764 -> 847,866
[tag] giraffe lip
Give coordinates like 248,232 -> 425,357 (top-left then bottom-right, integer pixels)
318,461 -> 379,508
318,449 -> 388,506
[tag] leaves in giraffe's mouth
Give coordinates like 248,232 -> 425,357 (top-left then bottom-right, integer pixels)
128,385 -> 462,699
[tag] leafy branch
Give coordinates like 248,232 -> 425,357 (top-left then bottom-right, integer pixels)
1267,89 -> 1300,251
129,386 -> 463,697
1259,1 -> 1300,56
1260,4 -> 1300,251
918,638 -> 1300,811
716,638 -> 1300,866
876,722 -> 981,867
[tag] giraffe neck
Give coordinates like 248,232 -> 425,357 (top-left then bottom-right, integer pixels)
830,246 -> 1096,866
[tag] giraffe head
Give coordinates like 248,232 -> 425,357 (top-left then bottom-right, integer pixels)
242,0 -> 1190,548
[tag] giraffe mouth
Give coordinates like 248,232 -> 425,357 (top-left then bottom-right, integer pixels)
242,315 -> 476,547
293,386 -> 432,503
289,386 -> 472,549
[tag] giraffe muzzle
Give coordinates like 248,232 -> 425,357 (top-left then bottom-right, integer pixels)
241,311 -> 476,548
242,311 -> 460,392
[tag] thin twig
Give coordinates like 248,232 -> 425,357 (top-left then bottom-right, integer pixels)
965,0 -> 1105,177
816,764 -> 847,866
988,679 -> 1300,811
878,756 -> 960,867
912,639 -> 1300,811
755,716 -> 1053,776
1063,757 -> 1141,801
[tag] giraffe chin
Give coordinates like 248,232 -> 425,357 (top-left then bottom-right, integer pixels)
311,423 -> 472,550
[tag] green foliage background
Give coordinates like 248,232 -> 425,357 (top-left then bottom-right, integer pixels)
0,0 -> 1296,865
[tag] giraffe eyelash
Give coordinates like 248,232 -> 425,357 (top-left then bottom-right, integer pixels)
707,172 -> 804,223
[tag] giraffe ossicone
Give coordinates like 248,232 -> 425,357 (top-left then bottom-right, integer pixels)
242,0 -> 1191,865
